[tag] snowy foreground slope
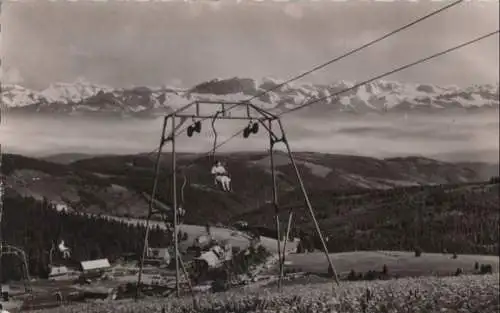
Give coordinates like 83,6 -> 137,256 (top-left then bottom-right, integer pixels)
2,77 -> 498,117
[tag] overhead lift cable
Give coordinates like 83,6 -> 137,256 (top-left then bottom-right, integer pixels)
175,30 -> 500,178
172,0 -> 465,138
132,0 -> 466,173
278,30 -> 500,117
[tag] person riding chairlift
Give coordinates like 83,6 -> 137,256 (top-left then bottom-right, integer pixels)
210,160 -> 231,192
58,240 -> 71,259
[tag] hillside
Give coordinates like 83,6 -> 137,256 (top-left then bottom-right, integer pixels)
0,194 -> 170,280
2,152 -> 497,223
3,77 -> 499,118
31,275 -> 500,313
239,179 -> 499,255
40,153 -> 105,165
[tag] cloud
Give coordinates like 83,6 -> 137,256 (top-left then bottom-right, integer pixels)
336,125 -> 469,141
68,44 -> 92,58
208,1 -> 222,12
187,2 -> 203,18
2,112 -> 498,164
167,78 -> 183,88
2,1 -> 498,89
284,4 -> 303,19
1,67 -> 24,85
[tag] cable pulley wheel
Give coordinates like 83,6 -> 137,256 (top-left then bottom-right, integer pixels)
243,127 -> 250,138
251,122 -> 259,134
193,121 -> 202,133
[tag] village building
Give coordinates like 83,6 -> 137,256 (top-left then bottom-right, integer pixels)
80,259 -> 111,279
1,285 -> 10,302
48,265 -> 80,281
193,243 -> 233,271
53,202 -> 72,213
233,220 -> 249,229
48,266 -> 70,281
144,247 -> 171,267
193,235 -> 212,249
120,252 -> 137,262
147,247 -> 170,262
196,250 -> 221,270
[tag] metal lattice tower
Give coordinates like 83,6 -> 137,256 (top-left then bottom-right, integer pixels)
136,100 -> 339,299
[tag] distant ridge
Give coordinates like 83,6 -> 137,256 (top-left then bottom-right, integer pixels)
40,153 -> 106,164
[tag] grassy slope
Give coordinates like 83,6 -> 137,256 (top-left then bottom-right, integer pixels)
104,215 -> 295,254
282,251 -> 499,278
3,153 -> 498,255
35,274 -> 500,313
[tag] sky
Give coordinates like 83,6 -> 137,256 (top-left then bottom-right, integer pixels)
2,0 -> 499,90
1,1 -> 498,161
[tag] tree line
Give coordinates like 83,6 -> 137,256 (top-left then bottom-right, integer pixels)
1,194 -> 171,282
248,181 -> 499,256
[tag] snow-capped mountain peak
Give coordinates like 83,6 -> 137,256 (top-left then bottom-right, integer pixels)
40,78 -> 114,104
2,77 -> 498,117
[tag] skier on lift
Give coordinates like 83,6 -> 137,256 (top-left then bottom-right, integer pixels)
58,240 -> 71,259
211,160 -> 231,192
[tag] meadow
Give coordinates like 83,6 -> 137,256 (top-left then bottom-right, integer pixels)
282,251 -> 500,278
36,274 -> 499,313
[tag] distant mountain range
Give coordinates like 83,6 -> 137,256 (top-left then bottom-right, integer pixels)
3,151 -> 498,221
2,77 -> 499,118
